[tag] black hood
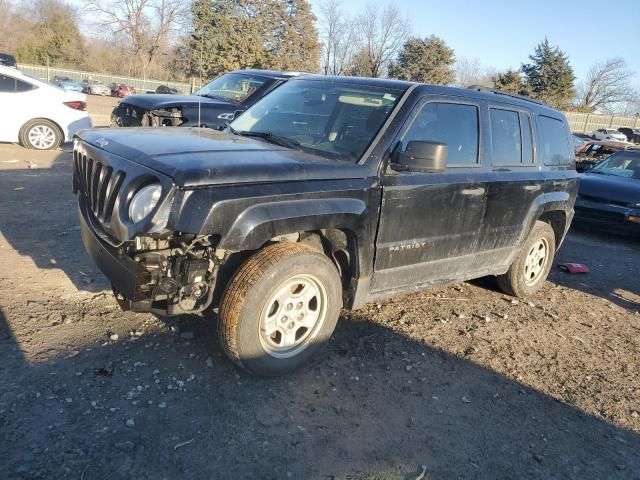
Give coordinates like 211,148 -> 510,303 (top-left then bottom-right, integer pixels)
121,94 -> 235,110
579,172 -> 640,205
76,128 -> 369,187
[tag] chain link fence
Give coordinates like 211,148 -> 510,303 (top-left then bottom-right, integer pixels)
17,63 -> 194,94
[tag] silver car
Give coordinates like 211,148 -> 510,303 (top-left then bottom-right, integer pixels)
81,79 -> 110,96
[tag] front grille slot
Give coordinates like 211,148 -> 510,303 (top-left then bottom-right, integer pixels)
74,152 -> 126,223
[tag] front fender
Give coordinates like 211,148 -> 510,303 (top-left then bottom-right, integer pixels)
218,198 -> 368,251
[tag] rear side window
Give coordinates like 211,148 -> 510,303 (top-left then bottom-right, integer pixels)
0,74 -> 15,92
0,75 -> 35,93
490,108 -> 535,165
490,109 -> 521,165
538,115 -> 572,165
403,102 -> 479,166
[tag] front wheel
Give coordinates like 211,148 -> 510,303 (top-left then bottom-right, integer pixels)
496,221 -> 556,298
218,243 -> 342,376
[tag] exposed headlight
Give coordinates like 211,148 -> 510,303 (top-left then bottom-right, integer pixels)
129,184 -> 162,223
217,112 -> 235,120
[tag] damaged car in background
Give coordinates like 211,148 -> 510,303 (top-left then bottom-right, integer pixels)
110,69 -> 304,130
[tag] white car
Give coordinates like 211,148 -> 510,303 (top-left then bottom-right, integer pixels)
0,65 -> 92,150
591,128 -> 628,143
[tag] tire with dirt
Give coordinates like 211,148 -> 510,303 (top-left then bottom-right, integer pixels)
19,119 -> 63,150
496,220 -> 556,298
218,242 -> 342,376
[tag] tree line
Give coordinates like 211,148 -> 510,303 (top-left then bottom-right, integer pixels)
1,0 -> 637,114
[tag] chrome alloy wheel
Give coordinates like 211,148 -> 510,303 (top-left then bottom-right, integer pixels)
524,238 -> 549,286
259,274 -> 328,358
28,124 -> 57,149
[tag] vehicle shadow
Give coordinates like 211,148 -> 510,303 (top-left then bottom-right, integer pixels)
1,305 -> 639,479
551,226 -> 640,312
0,147 -> 109,293
470,227 -> 640,313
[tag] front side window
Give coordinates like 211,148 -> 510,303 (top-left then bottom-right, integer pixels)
195,73 -> 268,103
230,79 -> 404,162
16,79 -> 34,92
538,115 -> 572,165
402,102 -> 479,166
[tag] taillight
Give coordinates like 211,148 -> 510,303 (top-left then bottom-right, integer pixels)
64,101 -> 86,111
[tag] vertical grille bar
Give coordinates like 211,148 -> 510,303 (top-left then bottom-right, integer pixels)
96,165 -> 113,220
91,162 -> 102,213
103,171 -> 125,223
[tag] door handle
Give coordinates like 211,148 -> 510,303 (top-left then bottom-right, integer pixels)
461,187 -> 485,196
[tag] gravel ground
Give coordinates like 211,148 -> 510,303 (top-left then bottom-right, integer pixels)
0,97 -> 639,479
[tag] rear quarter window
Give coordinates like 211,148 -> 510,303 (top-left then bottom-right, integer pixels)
538,115 -> 572,166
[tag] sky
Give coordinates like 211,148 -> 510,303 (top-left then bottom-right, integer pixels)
309,0 -> 640,88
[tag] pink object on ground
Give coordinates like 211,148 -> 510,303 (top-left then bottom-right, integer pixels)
558,263 -> 590,274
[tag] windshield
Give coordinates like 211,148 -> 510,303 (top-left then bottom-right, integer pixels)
229,79 -> 404,162
591,153 -> 640,178
194,73 -> 267,103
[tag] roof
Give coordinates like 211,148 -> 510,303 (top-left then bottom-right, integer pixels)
288,75 -> 562,114
230,69 -> 309,79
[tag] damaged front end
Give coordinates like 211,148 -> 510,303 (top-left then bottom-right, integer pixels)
111,102 -> 184,127
74,139 -> 222,316
80,205 -> 222,315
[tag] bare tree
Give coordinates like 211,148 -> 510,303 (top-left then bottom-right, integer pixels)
453,57 -> 496,88
317,0 -> 356,75
575,58 -> 636,113
352,3 -> 410,78
86,0 -> 188,76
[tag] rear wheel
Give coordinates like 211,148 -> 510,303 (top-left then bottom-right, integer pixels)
218,243 -> 342,376
496,221 -> 556,298
19,119 -> 62,150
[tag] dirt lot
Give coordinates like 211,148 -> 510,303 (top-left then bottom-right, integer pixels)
1,96 -> 639,479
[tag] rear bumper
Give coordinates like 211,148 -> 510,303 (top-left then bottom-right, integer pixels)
65,116 -> 92,141
79,201 -> 153,310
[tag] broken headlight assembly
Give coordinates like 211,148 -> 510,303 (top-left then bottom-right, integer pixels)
129,184 -> 162,223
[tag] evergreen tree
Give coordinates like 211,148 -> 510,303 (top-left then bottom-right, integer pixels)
190,0 -> 266,78
267,0 -> 320,72
521,38 -> 575,109
492,69 -> 527,95
387,36 -> 454,85
190,0 -> 319,78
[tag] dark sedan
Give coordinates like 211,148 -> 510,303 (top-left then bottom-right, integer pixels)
110,69 -> 304,129
574,149 -> 640,235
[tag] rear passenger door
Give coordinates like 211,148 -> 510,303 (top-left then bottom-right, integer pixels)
479,105 -> 544,252
372,95 -> 489,292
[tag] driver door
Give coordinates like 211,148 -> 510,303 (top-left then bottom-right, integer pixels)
371,96 -> 489,293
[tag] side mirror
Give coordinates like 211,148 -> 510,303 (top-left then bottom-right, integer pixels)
392,141 -> 447,173
233,109 -> 244,119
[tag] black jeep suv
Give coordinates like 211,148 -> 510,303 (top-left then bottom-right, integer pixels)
74,76 -> 577,375
110,69 -> 303,129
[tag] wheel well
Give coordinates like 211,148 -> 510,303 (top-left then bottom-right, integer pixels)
538,211 -> 566,248
211,229 -> 358,309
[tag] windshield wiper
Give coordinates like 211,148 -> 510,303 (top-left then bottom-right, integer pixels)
236,130 -> 302,150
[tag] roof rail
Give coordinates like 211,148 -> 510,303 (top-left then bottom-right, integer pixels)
466,85 -> 547,106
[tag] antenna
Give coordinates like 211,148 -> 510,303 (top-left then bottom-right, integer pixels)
198,28 -> 203,134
